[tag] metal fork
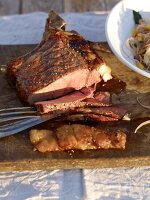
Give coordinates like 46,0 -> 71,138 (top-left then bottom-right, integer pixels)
0,106 -> 61,138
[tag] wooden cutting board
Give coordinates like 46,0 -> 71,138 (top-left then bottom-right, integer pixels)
0,43 -> 149,171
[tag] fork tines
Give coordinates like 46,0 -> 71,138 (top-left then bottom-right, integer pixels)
0,106 -> 38,123
0,106 -> 43,138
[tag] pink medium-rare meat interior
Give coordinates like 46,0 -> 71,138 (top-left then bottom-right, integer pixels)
27,68 -> 101,104
8,13 -> 111,105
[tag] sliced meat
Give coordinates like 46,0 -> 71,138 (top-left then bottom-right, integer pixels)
55,106 -> 127,122
61,114 -> 119,122
94,91 -> 110,104
85,114 -> 119,122
81,98 -> 111,107
71,106 -> 127,120
35,89 -> 112,114
61,114 -> 85,122
35,97 -> 110,115
7,11 -> 112,105
29,124 -> 126,152
35,86 -> 95,114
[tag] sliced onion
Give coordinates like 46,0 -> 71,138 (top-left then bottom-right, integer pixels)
122,42 -> 135,62
134,120 -> 150,133
122,114 -> 131,121
137,96 -> 150,109
135,96 -> 150,133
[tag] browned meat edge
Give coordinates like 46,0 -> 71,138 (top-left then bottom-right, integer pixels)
7,11 -> 66,82
61,114 -> 119,122
7,11 -> 110,105
70,106 -> 127,120
35,90 -> 111,114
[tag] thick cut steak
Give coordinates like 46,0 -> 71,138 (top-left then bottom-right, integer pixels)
29,124 -> 126,152
16,30 -> 105,105
7,11 -> 112,105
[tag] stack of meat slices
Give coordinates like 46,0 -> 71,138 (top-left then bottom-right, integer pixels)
35,90 -> 127,122
7,11 -> 129,152
30,89 -> 128,152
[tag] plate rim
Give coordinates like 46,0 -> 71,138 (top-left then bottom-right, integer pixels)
105,0 -> 150,78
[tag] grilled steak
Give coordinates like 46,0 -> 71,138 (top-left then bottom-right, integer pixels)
29,124 -> 126,152
16,30 -> 107,105
7,11 -> 112,105
7,11 -> 128,153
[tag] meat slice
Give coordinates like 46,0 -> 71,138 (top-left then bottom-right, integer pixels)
84,114 -> 119,122
53,106 -> 127,122
94,91 -> 110,104
61,114 -> 119,122
81,98 -> 111,107
35,91 -> 126,119
71,106 -> 127,120
36,97 -> 111,114
29,124 -> 127,152
7,11 -> 112,105
35,87 -> 95,114
35,89 -> 112,114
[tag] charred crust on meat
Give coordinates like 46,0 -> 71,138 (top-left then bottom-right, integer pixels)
7,12 -> 107,104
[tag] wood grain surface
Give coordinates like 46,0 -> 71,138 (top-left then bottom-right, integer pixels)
0,44 -> 149,171
105,0 -> 120,10
0,0 -> 121,15
0,0 -> 19,15
64,0 -> 106,12
95,44 -> 150,93
22,0 -> 64,14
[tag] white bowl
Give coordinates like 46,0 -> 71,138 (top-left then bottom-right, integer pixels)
105,0 -> 150,78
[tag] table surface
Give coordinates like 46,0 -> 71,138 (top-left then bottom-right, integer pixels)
0,11 -> 149,200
